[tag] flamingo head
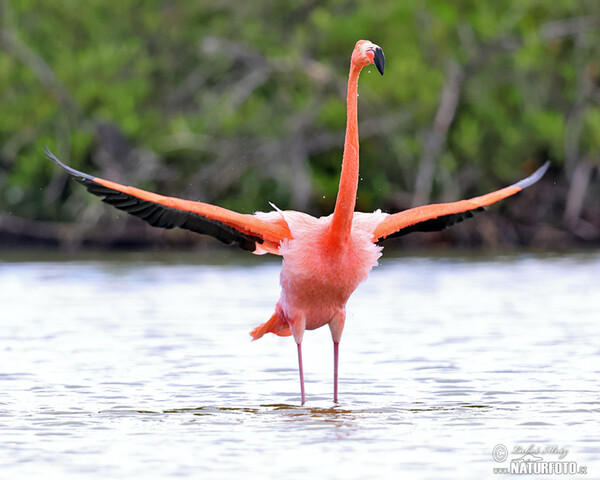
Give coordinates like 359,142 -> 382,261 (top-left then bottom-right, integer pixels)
352,40 -> 385,75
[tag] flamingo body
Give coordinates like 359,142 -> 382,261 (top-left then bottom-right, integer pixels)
45,40 -> 549,404
252,210 -> 386,343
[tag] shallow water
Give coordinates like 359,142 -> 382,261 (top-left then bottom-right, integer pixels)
1,250 -> 599,479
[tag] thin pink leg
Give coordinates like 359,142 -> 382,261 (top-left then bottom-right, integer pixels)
333,341 -> 339,403
297,343 -> 305,405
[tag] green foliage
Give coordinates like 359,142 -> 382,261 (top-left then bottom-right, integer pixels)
1,0 -> 599,236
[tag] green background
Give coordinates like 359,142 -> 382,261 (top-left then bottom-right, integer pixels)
1,0 -> 599,249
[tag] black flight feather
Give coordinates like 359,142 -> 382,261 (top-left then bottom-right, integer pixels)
45,147 -> 262,252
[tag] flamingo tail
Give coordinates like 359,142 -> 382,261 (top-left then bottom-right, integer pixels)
250,311 -> 291,341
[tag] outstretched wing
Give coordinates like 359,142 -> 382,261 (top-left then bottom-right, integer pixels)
46,148 -> 290,253
373,162 -> 550,242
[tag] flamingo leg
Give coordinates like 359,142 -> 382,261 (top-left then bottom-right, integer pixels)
297,343 -> 305,405
333,341 -> 339,403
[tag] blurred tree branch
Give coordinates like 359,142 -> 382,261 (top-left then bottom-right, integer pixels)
1,2 -> 599,249
412,14 -> 600,209
0,21 -> 82,117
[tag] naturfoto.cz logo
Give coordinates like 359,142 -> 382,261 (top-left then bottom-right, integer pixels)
492,444 -> 588,475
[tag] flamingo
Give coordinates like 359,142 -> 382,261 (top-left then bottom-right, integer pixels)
46,40 -> 549,404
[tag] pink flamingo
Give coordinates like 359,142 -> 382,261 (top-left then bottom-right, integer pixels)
46,40 -> 549,404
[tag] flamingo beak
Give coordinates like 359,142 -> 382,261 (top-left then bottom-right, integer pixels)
371,47 -> 385,76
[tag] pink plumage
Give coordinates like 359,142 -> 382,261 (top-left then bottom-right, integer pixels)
47,39 -> 549,405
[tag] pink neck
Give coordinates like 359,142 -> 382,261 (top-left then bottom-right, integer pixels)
329,63 -> 362,242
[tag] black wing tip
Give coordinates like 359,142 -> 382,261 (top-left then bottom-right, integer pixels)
44,146 -> 95,182
44,146 -> 66,168
513,161 -> 550,190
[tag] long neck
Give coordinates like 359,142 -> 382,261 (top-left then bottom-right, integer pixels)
329,63 -> 362,242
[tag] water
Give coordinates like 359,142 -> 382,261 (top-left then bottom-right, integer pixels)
1,251 -> 598,479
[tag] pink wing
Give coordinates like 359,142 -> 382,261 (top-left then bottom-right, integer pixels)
373,162 -> 549,242
46,148 -> 291,254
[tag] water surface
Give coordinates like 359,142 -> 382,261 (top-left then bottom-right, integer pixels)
1,251 -> 599,478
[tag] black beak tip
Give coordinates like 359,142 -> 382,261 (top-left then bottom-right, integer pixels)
373,47 -> 385,76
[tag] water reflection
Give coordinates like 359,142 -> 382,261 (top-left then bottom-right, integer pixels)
0,251 -> 599,479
